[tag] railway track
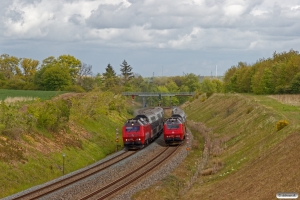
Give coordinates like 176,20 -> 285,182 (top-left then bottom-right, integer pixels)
10,150 -> 137,200
80,145 -> 181,200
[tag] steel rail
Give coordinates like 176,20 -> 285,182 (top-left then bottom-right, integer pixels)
80,145 -> 181,200
12,150 -> 137,200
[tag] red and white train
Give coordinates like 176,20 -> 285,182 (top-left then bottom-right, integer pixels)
122,107 -> 164,149
163,107 -> 187,145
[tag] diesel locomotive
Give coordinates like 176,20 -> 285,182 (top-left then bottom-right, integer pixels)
163,106 -> 187,145
122,107 -> 164,149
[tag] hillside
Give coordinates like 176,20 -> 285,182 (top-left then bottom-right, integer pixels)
0,91 -> 133,198
133,93 -> 300,200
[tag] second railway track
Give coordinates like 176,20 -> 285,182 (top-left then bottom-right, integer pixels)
81,145 -> 181,200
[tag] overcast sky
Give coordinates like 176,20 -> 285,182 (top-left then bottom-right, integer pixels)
1,0 -> 300,77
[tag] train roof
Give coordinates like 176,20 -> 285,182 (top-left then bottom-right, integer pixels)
171,107 -> 186,122
125,117 -> 149,126
136,107 -> 164,123
165,117 -> 183,123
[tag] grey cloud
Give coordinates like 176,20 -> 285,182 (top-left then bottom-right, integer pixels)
86,3 -> 136,29
1,0 -> 300,77
5,9 -> 24,23
69,14 -> 83,25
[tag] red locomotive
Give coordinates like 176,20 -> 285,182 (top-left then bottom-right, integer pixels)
164,107 -> 187,145
122,107 -> 164,149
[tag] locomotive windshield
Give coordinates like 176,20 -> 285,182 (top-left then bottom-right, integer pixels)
166,122 -> 180,129
126,126 -> 140,132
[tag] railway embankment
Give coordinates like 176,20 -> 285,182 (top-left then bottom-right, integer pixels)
133,93 -> 300,200
0,92 -> 133,198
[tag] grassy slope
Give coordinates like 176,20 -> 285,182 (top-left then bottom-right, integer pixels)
133,93 -> 300,200
0,89 -> 67,101
0,92 -> 132,198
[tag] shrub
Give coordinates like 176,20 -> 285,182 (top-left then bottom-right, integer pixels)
200,96 -> 206,102
246,107 -> 254,114
276,120 -> 289,131
6,79 -> 26,90
126,107 -> 134,115
27,99 -> 71,131
206,92 -> 214,98
109,101 -> 116,110
64,85 -> 85,93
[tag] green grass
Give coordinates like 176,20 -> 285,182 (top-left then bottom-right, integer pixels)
133,93 -> 300,199
0,91 -> 132,198
185,94 -> 300,195
0,89 -> 67,101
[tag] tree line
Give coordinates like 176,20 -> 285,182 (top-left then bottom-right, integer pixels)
0,54 -> 223,104
4,49 -> 298,99
224,49 -> 300,94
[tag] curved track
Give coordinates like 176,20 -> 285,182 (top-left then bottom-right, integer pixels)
10,150 -> 137,200
80,145 -> 181,199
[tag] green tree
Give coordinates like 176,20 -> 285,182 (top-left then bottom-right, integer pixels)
170,76 -> 184,88
235,62 -> 253,93
0,54 -> 20,79
290,72 -> 300,93
157,86 -> 169,106
182,73 -> 201,92
102,64 -> 117,91
128,74 -> 147,92
34,66 -> 50,90
120,60 -> 134,85
41,65 -> 72,91
57,55 -> 81,83
212,79 -> 224,93
166,80 -> 179,92
41,56 -> 56,67
40,55 -> 81,83
20,58 -> 39,82
224,66 -> 237,92
201,78 -> 217,94
260,68 -> 275,94
94,73 -> 103,89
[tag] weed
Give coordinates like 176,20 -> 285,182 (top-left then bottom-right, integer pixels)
246,106 -> 254,114
276,120 -> 289,131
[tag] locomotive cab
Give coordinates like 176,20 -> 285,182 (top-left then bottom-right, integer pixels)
164,118 -> 185,144
122,107 -> 164,150
122,118 -> 151,149
164,107 -> 187,145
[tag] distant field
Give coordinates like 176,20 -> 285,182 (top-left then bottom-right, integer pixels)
0,89 -> 67,101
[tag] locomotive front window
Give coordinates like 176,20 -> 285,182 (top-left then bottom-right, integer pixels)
166,123 -> 180,129
126,126 -> 140,132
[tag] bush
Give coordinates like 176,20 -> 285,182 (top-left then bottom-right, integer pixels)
246,107 -> 253,114
206,92 -> 214,98
108,101 -> 116,110
276,120 -> 289,131
6,79 -> 26,90
64,85 -> 85,93
126,107 -> 134,115
200,96 -> 206,102
27,99 -> 71,131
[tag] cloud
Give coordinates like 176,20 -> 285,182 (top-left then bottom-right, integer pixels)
1,0 -> 300,76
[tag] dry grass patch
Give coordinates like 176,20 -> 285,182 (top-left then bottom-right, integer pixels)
269,94 -> 300,106
186,132 -> 300,200
4,96 -> 36,104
